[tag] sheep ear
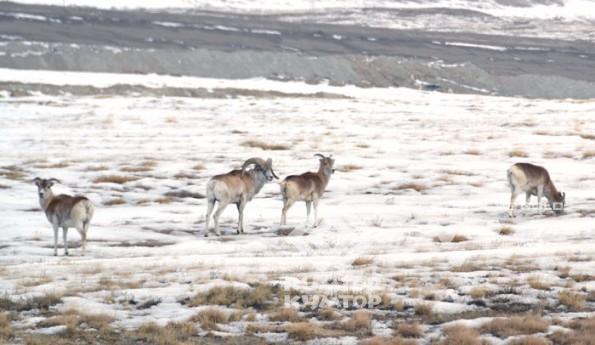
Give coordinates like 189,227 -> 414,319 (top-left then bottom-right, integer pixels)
33,177 -> 42,186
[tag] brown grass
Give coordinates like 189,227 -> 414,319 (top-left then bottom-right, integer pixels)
414,303 -> 432,319
0,312 -> 13,339
192,163 -> 206,171
189,284 -> 276,310
394,183 -> 429,193
433,234 -> 469,243
241,139 -> 289,151
527,276 -> 550,290
498,226 -> 514,235
93,175 -> 139,184
479,315 -> 548,338
0,292 -> 62,312
338,311 -> 372,332
352,257 -> 374,266
437,325 -> 483,345
269,307 -> 300,322
336,164 -> 363,172
191,307 -> 228,330
395,322 -> 423,338
136,321 -> 196,345
509,149 -> 529,158
286,321 -> 332,341
509,336 -> 549,345
559,290 -> 585,310
318,307 -> 342,321
361,337 -> 418,345
464,149 -> 481,155
469,286 -> 489,299
582,151 -> 595,160
103,198 -> 127,206
85,165 -> 109,171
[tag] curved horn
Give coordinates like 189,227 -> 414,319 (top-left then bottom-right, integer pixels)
48,178 -> 61,184
33,177 -> 42,184
241,157 -> 266,174
314,153 -> 326,159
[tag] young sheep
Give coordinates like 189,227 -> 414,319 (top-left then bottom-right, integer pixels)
33,177 -> 95,256
205,157 -> 278,237
507,163 -> 565,217
280,153 -> 335,227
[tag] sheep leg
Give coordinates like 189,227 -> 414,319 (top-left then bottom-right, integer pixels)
62,226 -> 69,256
305,201 -> 312,227
236,201 -> 247,234
205,198 -> 216,237
313,198 -> 319,227
537,185 -> 544,213
281,199 -> 295,226
78,221 -> 88,256
525,192 -> 531,206
508,191 -> 520,218
52,224 -> 59,256
213,201 -> 229,236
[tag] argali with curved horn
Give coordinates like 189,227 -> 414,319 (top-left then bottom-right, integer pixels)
205,157 -> 278,236
507,163 -> 565,217
280,153 -> 335,227
33,177 -> 95,256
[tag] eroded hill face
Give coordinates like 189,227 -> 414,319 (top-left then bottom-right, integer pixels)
1,1 -> 595,99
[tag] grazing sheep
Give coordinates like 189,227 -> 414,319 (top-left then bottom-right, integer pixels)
33,177 -> 94,256
205,158 -> 278,236
280,153 -> 335,227
507,163 -> 565,217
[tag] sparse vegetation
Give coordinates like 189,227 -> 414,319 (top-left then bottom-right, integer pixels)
337,311 -> 372,333
436,324 -> 483,345
361,336 -> 418,345
527,275 -> 550,290
352,257 -> 374,266
559,290 -> 585,310
93,175 -> 139,184
394,183 -> 429,192
269,307 -> 300,322
189,284 -> 277,310
414,303 -> 432,319
336,164 -> 363,172
509,149 -> 529,158
395,322 -> 423,338
498,226 -> 514,235
103,198 -> 127,206
191,307 -> 228,330
241,140 -> 289,151
480,315 -> 548,338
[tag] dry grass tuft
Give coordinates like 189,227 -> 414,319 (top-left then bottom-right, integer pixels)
0,312 -> 13,339
85,165 -> 109,171
191,307 -> 228,330
103,198 -> 127,206
318,307 -> 342,321
0,292 -> 62,312
464,149 -> 481,155
479,315 -> 548,338
437,324 -> 483,345
192,163 -> 206,171
414,303 -> 432,319
559,290 -> 585,310
469,286 -> 489,299
433,234 -> 469,243
498,226 -> 514,235
527,276 -> 550,290
93,175 -> 139,184
136,321 -> 196,345
352,257 -> 374,266
334,310 -> 372,334
336,164 -> 363,172
394,183 -> 429,193
189,284 -> 276,310
241,139 -> 289,151
286,321 -> 329,341
509,336 -> 549,345
269,307 -> 300,322
509,149 -> 529,158
361,336 -> 418,345
395,322 -> 423,338
582,151 -> 595,160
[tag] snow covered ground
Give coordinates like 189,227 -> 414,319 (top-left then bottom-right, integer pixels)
0,71 -> 594,343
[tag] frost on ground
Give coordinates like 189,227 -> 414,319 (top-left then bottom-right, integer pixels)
0,74 -> 594,344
